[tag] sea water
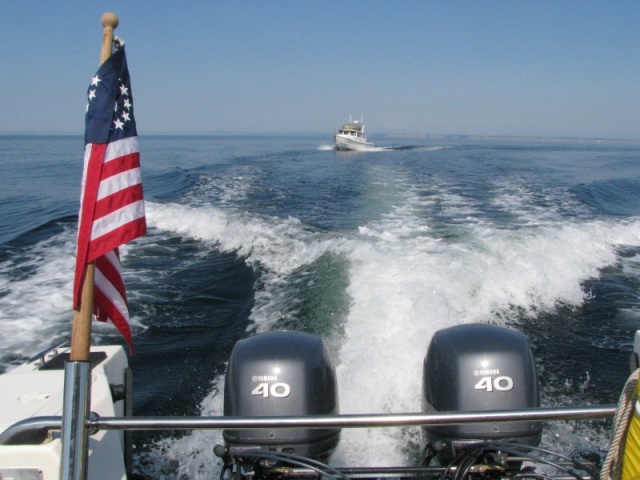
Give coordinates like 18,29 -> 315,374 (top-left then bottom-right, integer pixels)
1,134 -> 639,477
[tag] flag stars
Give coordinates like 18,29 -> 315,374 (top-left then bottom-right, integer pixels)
88,72 -> 134,133
114,91 -> 133,129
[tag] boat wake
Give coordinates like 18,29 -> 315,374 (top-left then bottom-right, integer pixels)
382,145 -> 450,151
318,144 -> 449,153
317,144 -> 335,151
3,137 -> 640,479
130,176 -> 640,475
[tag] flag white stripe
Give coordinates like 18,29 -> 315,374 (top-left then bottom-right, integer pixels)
91,200 -> 145,241
78,145 -> 93,216
104,136 -> 139,164
103,249 -> 120,270
97,168 -> 142,200
81,145 -> 92,192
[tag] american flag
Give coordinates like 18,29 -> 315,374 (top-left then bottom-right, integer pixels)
73,45 -> 146,353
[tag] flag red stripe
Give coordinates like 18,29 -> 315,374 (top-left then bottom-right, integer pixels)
94,184 -> 144,220
94,250 -> 133,354
88,217 -> 146,264
90,199 -> 145,245
78,144 -> 107,246
74,143 -> 107,308
94,286 -> 133,354
101,151 -> 140,180
95,251 -> 127,303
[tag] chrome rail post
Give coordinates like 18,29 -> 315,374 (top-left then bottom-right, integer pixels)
60,361 -> 92,480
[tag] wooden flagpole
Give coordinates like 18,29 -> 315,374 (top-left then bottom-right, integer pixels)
61,14 -> 119,480
99,12 -> 119,65
69,262 -> 95,361
69,12 -> 118,362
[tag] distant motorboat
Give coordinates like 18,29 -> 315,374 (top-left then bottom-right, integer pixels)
334,116 -> 374,151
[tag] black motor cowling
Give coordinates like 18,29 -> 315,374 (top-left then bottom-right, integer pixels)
223,331 -> 340,460
422,324 -> 542,462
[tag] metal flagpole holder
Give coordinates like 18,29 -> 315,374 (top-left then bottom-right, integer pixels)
60,361 -> 92,480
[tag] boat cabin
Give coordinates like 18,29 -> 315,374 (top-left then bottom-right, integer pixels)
337,124 -> 366,139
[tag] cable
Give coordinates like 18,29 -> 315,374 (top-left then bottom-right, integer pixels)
222,441 -> 598,480
228,450 -> 347,480
454,451 -> 481,480
259,451 -> 350,480
511,474 -> 555,480
474,442 -> 593,480
442,455 -> 463,479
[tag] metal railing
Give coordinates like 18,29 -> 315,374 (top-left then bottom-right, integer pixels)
0,404 -> 617,444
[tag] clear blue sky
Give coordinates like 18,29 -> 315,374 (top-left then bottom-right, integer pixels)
1,1 -> 638,139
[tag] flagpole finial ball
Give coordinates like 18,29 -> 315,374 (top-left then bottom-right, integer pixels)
101,12 -> 119,30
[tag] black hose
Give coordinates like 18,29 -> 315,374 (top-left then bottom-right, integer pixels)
229,450 -> 347,480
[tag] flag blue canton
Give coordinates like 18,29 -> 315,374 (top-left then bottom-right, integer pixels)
85,46 -> 137,145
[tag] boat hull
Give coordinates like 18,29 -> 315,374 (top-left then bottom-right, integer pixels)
334,134 -> 374,151
0,345 -> 129,480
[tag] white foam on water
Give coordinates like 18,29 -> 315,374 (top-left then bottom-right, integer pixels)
5,172 -> 636,474
0,228 -> 144,368
332,220 -> 637,466
140,183 -> 640,473
490,177 -> 595,224
317,140 -> 449,153
184,169 -> 259,208
317,144 -> 335,151
0,230 -> 80,363
146,201 -> 350,333
135,382 -> 228,479
328,178 -> 639,465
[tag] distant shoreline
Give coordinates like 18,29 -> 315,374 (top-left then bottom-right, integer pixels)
382,133 -> 640,145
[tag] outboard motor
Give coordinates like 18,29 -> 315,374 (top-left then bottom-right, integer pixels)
422,323 -> 542,466
219,330 -> 340,468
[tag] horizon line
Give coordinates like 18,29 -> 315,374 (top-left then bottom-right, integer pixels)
0,131 -> 638,144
